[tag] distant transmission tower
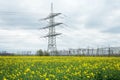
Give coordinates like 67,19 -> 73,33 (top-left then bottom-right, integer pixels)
40,3 -> 62,55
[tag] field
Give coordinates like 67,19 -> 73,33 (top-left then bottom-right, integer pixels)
0,56 -> 120,80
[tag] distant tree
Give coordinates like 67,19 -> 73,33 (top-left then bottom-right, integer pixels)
44,51 -> 50,56
36,49 -> 44,56
55,51 -> 59,56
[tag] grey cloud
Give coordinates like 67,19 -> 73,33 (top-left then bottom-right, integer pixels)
85,0 -> 120,30
103,26 -> 120,34
0,0 -> 44,29
0,14 -> 40,29
105,0 -> 120,8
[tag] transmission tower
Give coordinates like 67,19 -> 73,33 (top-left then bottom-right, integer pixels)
40,3 -> 62,55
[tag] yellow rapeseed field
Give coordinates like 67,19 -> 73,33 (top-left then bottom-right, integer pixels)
0,56 -> 120,80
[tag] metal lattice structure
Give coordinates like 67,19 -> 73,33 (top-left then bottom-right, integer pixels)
40,3 -> 62,55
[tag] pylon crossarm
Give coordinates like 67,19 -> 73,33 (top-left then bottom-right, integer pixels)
43,13 -> 61,20
40,23 -> 62,29
44,33 -> 61,37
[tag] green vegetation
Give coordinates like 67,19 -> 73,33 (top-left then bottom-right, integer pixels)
0,56 -> 120,80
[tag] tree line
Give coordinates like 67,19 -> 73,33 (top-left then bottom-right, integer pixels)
0,47 -> 120,56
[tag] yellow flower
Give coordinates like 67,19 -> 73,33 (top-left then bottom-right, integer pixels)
66,69 -> 70,72
25,68 -> 30,72
31,71 -> 35,74
43,73 -> 47,77
45,78 -> 49,80
0,71 -> 2,74
83,71 -> 87,74
90,72 -> 94,77
64,76 -> 67,79
24,72 -> 26,75
49,74 -> 55,78
3,77 -> 7,80
87,75 -> 90,78
102,68 -> 105,70
104,75 -> 107,78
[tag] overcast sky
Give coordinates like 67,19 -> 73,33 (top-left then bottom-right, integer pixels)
0,0 -> 120,52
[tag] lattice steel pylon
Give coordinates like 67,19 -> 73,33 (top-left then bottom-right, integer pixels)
40,3 -> 62,55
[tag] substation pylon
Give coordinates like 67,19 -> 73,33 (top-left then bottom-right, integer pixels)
40,3 -> 62,55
